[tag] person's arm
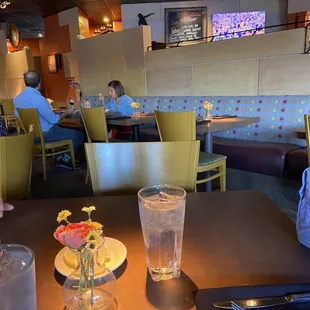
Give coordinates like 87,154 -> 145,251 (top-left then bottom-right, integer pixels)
123,96 -> 135,115
105,98 -> 112,109
35,96 -> 62,124
58,109 -> 75,121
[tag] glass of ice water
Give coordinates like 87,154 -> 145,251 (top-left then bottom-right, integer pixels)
0,244 -> 36,310
138,184 -> 186,282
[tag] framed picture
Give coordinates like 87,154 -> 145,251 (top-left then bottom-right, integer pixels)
165,7 -> 207,45
47,55 -> 57,74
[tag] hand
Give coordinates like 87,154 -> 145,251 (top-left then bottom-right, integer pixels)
0,199 -> 14,218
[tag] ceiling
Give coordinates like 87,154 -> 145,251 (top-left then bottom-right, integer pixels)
0,0 -> 121,38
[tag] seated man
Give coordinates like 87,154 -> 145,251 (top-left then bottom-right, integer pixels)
14,70 -> 85,169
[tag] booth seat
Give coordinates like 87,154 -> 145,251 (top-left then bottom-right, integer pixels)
83,95 -> 310,178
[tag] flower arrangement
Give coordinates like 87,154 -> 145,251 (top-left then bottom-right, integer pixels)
130,101 -> 140,115
54,206 -> 104,308
54,206 -> 103,250
203,101 -> 213,111
203,101 -> 213,120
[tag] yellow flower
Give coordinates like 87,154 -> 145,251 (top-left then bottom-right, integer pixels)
203,101 -> 213,111
82,206 -> 96,215
47,98 -> 53,104
88,221 -> 103,229
130,102 -> 140,109
86,229 -> 101,244
56,210 -> 72,223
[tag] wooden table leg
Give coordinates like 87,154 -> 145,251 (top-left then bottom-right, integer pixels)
204,132 -> 213,192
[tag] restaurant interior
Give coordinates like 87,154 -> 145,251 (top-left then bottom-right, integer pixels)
1,0 -> 310,309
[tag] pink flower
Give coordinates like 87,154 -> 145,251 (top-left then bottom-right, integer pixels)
54,223 -> 92,249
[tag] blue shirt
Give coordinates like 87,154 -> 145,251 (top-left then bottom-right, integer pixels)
105,94 -> 135,116
14,87 -> 60,132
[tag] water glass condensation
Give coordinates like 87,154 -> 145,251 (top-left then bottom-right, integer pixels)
138,185 -> 186,282
0,244 -> 36,310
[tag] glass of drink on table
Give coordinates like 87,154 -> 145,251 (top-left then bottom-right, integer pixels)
0,244 -> 36,309
138,184 -> 186,282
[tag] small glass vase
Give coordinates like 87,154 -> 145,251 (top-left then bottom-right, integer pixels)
205,110 -> 212,121
62,237 -> 116,310
134,108 -> 140,116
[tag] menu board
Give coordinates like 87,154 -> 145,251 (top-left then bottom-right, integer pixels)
165,7 -> 207,44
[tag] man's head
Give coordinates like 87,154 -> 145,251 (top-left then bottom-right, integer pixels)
24,70 -> 41,90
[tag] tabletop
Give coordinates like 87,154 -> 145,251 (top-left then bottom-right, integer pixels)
196,116 -> 260,134
1,191 -> 309,310
59,116 -> 260,134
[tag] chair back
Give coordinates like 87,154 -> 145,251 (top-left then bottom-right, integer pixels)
85,141 -> 200,196
304,114 -> 310,166
17,108 -> 43,140
0,99 -> 14,115
52,101 -> 68,109
0,126 -> 34,201
155,111 -> 196,141
81,107 -> 109,142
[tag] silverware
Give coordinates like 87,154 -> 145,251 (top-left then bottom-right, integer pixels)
213,292 -> 310,309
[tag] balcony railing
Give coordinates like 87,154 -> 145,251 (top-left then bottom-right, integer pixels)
149,20 -> 310,53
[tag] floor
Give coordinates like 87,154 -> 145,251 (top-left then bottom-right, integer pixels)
30,158 -> 301,223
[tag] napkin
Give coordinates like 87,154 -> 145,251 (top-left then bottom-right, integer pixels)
195,284 -> 310,309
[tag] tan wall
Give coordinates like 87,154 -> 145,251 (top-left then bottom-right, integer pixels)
77,26 -> 310,97
194,59 -> 259,96
78,26 -> 150,96
145,28 -> 305,69
259,54 -> 310,95
0,49 -> 34,99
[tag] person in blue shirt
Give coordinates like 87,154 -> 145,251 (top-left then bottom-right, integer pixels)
14,70 -> 85,169
105,80 -> 135,138
105,80 -> 135,115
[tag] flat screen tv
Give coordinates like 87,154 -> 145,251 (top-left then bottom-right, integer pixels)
212,11 -> 266,41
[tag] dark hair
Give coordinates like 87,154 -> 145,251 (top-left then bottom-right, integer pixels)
24,70 -> 41,88
108,80 -> 125,98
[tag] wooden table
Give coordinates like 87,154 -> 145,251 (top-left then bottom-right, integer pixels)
196,116 -> 260,153
59,116 -> 260,147
1,191 -> 310,310
293,128 -> 306,140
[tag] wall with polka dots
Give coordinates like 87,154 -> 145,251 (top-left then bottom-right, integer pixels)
83,95 -> 309,145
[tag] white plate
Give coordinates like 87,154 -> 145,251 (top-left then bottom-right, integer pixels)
54,237 -> 127,277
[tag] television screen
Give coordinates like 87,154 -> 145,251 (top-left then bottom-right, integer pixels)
212,11 -> 265,41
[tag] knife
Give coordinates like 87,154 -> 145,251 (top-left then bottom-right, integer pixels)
213,292 -> 310,309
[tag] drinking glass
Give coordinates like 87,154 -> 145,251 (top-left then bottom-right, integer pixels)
138,185 -> 186,282
0,244 -> 36,310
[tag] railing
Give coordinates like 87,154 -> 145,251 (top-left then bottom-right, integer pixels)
305,21 -> 310,53
148,20 -> 310,53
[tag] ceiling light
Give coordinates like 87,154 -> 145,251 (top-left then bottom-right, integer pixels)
0,1 -> 10,9
103,17 -> 109,23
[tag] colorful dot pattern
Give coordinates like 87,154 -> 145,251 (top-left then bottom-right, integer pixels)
83,95 -> 310,146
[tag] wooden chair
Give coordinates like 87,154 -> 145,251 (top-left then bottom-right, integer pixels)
81,106 -> 109,184
17,108 -> 76,180
0,126 -> 34,201
0,99 -> 20,132
155,110 -> 226,191
81,107 -> 109,143
304,114 -> 310,166
52,101 -> 68,109
85,141 -> 200,196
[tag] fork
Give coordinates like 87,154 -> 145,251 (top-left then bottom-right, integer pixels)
231,301 -> 244,310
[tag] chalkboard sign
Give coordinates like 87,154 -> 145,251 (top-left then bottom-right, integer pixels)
165,7 -> 207,44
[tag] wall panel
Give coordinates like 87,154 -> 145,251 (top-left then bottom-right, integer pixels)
259,54 -> 310,95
